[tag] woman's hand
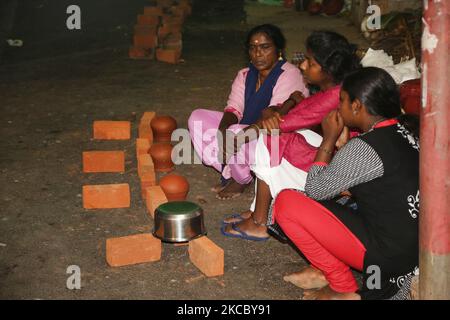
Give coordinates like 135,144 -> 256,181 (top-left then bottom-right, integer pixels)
289,91 -> 305,105
261,106 -> 277,121
261,112 -> 283,135
321,110 -> 344,143
335,126 -> 350,150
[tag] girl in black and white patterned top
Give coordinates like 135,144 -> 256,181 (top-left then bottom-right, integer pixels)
272,67 -> 419,300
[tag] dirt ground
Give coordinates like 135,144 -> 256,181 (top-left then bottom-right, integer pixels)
0,1 -> 368,299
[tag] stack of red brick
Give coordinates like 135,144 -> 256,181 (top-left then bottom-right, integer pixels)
129,0 -> 192,63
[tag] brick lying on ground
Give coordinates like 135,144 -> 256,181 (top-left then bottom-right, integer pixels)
145,185 -> 168,218
83,183 -> 130,209
188,236 -> 224,277
137,14 -> 159,26
106,233 -> 161,267
129,46 -> 154,60
140,171 -> 157,199
144,6 -> 164,16
138,153 -> 154,178
134,33 -> 158,49
136,138 -> 151,158
139,111 -> 155,142
156,48 -> 181,64
134,25 -> 158,36
93,121 -> 131,140
83,151 -> 125,173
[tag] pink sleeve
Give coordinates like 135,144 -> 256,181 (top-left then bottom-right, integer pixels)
224,68 -> 248,122
280,85 -> 341,133
269,64 -> 309,106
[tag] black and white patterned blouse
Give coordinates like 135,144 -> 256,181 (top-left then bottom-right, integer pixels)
278,120 -> 420,300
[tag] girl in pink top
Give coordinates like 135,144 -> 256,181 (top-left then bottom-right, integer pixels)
188,24 -> 308,200
221,31 -> 361,241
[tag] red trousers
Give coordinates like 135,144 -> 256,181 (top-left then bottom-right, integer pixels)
273,190 -> 367,293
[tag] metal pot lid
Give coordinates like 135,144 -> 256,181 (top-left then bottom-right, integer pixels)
155,201 -> 202,219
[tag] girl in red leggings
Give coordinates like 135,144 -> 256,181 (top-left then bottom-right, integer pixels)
273,67 -> 419,300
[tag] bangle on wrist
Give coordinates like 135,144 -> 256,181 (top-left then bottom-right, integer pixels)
249,123 -> 260,132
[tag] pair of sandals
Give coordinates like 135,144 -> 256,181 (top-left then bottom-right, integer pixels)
220,214 -> 270,242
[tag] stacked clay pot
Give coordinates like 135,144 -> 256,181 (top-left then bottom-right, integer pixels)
308,2 -> 322,15
149,142 -> 174,172
151,115 -> 177,143
159,174 -> 190,201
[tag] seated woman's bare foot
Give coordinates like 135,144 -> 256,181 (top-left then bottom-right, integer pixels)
283,266 -> 329,290
302,286 -> 361,300
223,210 -> 253,224
216,180 -> 249,200
211,181 -> 228,193
223,216 -> 269,239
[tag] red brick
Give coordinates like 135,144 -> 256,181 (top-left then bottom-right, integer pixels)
140,171 -> 157,199
138,154 -> 154,178
83,184 -> 130,209
179,2 -> 192,16
106,233 -> 161,267
137,14 -> 159,26
188,236 -> 224,277
162,32 -> 182,50
157,0 -> 174,8
170,6 -> 187,19
134,33 -> 158,49
136,138 -> 151,158
83,151 -> 125,173
143,6 -> 164,16
156,48 -> 181,64
138,111 -> 155,143
129,46 -> 154,60
93,121 -> 131,140
145,186 -> 168,218
134,25 -> 158,35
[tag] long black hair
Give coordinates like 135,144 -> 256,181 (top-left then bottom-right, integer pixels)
246,24 -> 286,58
306,31 -> 360,84
342,67 -> 420,136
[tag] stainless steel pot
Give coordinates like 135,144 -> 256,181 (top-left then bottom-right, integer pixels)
153,201 -> 206,242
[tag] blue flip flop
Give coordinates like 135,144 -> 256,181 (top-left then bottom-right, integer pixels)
220,222 -> 270,242
221,213 -> 244,226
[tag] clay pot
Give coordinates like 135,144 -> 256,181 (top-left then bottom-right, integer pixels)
400,79 -> 421,116
322,0 -> 344,16
307,2 -> 322,15
159,174 -> 190,201
151,115 -> 177,143
149,142 -> 174,172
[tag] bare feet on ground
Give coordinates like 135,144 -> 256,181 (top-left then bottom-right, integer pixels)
302,285 -> 361,300
216,180 -> 249,200
211,181 -> 227,193
283,266 -> 329,290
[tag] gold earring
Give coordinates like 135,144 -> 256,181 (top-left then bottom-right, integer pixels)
278,52 -> 283,61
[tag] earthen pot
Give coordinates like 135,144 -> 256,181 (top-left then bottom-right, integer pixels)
322,0 -> 344,16
400,79 -> 421,116
149,142 -> 174,172
159,174 -> 190,201
151,115 -> 177,143
308,2 -> 322,15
